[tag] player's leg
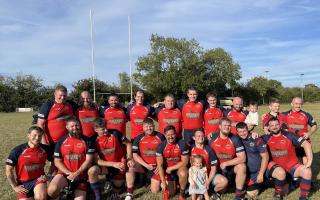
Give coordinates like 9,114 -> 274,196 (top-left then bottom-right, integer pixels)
150,178 -> 161,193
33,181 -> 47,200
177,167 -> 188,199
212,173 -> 228,192
74,189 -> 86,200
292,164 -> 312,200
47,174 -> 68,199
88,165 -> 103,200
267,162 -> 286,199
233,163 -> 246,200
124,166 -> 135,199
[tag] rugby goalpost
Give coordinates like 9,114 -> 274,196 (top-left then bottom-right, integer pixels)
89,9 -> 133,103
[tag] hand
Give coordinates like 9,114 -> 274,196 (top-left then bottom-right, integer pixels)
251,131 -> 259,139
146,164 -> 155,171
37,175 -> 47,182
127,159 -> 135,168
256,173 -> 264,183
67,172 -> 79,182
165,167 -> 172,174
205,180 -> 210,189
161,180 -> 167,191
114,162 -> 125,171
303,132 -> 310,140
220,162 -> 227,170
13,185 -> 28,194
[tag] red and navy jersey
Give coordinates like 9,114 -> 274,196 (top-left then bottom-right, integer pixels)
6,143 -> 52,182
54,135 -> 95,175
156,139 -> 189,167
95,129 -> 128,162
126,103 -> 153,139
190,145 -> 218,173
262,112 -> 287,129
223,108 -> 248,134
262,132 -> 305,172
282,110 -> 317,138
100,106 -> 127,136
76,107 -> 99,138
38,100 -> 75,143
177,99 -> 204,130
155,107 -> 182,138
204,107 -> 223,136
132,132 -> 165,166
241,136 -> 267,173
209,134 -> 245,165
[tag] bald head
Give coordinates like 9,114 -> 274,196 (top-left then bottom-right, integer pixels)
80,91 -> 92,108
291,97 -> 303,112
233,97 -> 243,111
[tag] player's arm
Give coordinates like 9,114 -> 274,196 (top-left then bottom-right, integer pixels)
133,153 -> 153,170
167,155 -> 189,172
257,152 -> 269,183
123,139 -> 135,167
70,153 -> 94,180
305,124 -> 317,139
37,118 -> 47,144
207,165 -> 217,187
54,158 -> 71,175
156,154 -> 166,191
5,165 -> 28,194
222,151 -> 246,168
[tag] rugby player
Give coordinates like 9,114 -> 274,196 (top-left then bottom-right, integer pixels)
6,126 -> 52,200
209,118 -> 247,200
223,97 -> 248,135
177,87 -> 204,145
87,118 -> 135,200
262,118 -> 313,200
127,90 -> 153,140
154,93 -> 182,139
75,91 -> 99,140
204,92 -> 223,138
100,93 -> 127,136
47,117 -> 95,200
261,98 -> 286,135
132,118 -> 165,193
156,125 -> 189,200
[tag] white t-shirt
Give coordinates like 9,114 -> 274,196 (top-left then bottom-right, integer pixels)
245,111 -> 259,126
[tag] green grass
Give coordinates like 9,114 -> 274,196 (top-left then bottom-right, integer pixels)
1,103 -> 320,199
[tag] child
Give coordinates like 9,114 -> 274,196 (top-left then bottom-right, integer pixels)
245,101 -> 259,131
188,155 -> 210,200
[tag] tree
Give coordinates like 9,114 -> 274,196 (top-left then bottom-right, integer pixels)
118,72 -> 140,102
0,76 -> 16,112
70,78 -> 119,105
247,76 -> 282,104
134,34 -> 241,100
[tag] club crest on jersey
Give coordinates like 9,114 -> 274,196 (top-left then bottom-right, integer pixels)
38,152 -> 44,158
225,144 -> 231,149
77,143 -> 83,148
249,142 -> 255,147
280,140 -> 285,144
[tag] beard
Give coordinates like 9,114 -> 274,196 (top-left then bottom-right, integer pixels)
69,130 -> 82,138
270,129 -> 281,135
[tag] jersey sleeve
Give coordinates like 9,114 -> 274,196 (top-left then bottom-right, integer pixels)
304,111 -> 317,126
177,99 -> 186,111
54,138 -> 64,159
222,108 -> 231,117
205,145 -> 218,166
178,140 -> 189,156
85,138 -> 96,154
6,145 -> 24,166
285,132 -> 305,147
231,135 -> 245,153
156,141 -> 166,156
99,106 -> 107,118
112,129 -> 128,144
40,144 -> 54,162
132,134 -> 142,154
126,104 -> 134,120
38,100 -> 54,120
156,132 -> 166,142
256,137 -> 267,154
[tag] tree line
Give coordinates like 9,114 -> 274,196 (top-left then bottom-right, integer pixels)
1,34 -> 319,112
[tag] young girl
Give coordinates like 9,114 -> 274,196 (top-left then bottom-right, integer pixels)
188,155 -> 210,200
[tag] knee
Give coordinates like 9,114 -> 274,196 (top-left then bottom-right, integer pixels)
178,169 -> 188,179
150,185 -> 160,193
236,163 -> 247,174
220,176 -> 228,188
47,184 -> 59,198
88,165 -> 100,177
302,167 -> 312,179
34,192 -> 47,200
275,168 -> 286,181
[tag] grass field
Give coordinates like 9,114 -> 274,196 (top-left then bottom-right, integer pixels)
0,103 -> 320,199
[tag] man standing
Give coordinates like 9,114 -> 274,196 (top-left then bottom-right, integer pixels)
156,126 -> 189,200
204,93 -> 223,138
37,85 -> 76,145
154,94 -> 182,138
132,118 -> 165,193
76,91 -> 99,140
191,128 -> 228,200
209,118 -> 247,200
127,90 -> 153,140
100,93 -> 127,136
262,118 -> 313,200
87,119 -> 135,200
236,122 -> 269,199
47,117 -> 95,200
177,87 -> 204,145
6,126 -> 52,200
223,97 -> 248,135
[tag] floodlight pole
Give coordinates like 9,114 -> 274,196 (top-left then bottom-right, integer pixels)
300,73 -> 304,101
128,15 -> 133,102
90,8 -> 96,103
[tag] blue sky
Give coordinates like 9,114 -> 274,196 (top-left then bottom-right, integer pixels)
1,0 -> 320,90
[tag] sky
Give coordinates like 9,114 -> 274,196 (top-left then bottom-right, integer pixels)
1,0 -> 320,90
